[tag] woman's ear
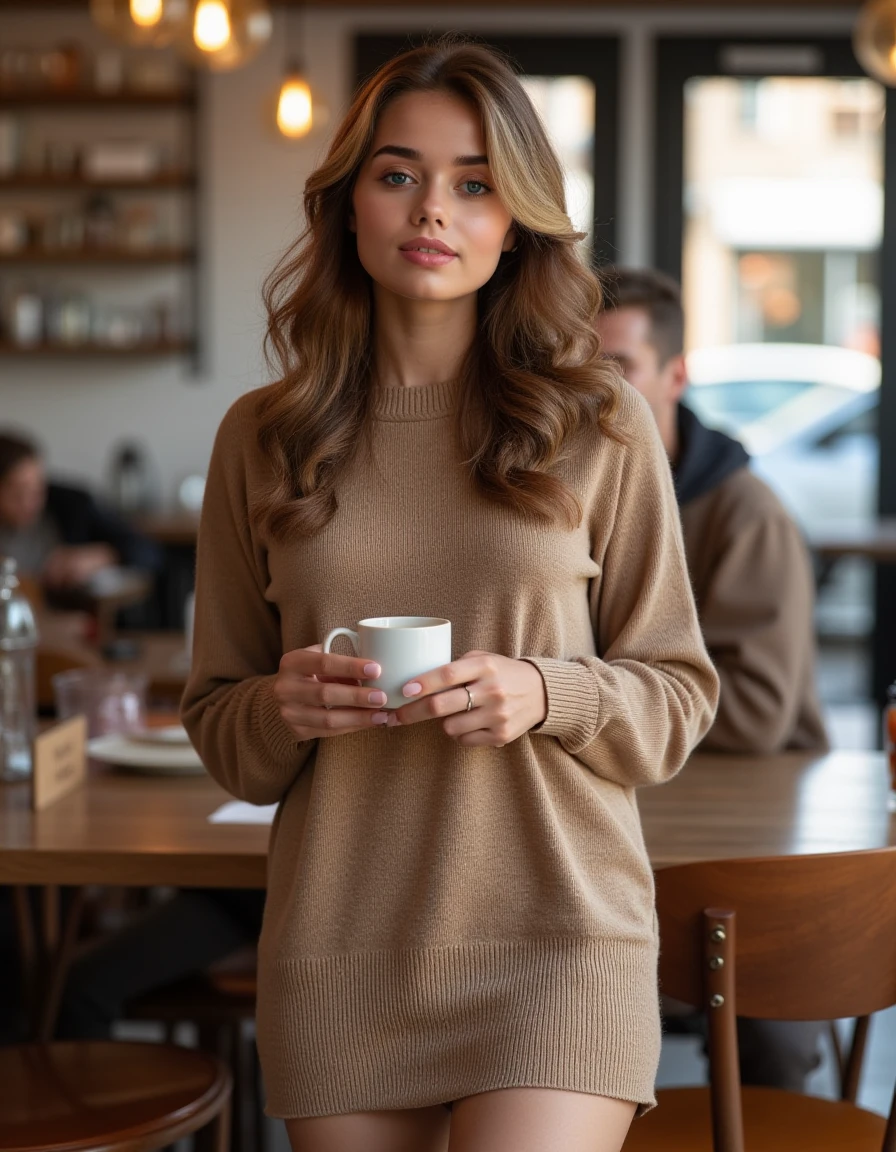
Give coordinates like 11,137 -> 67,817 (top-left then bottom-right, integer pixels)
502,226 -> 518,253
348,211 -> 357,234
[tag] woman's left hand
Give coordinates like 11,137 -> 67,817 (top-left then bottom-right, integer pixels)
386,650 -> 548,746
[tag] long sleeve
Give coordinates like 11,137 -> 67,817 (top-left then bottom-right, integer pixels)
181,397 -> 314,805
696,511 -> 821,754
526,393 -> 719,788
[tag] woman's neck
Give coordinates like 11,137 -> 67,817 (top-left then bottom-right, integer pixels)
372,288 -> 476,390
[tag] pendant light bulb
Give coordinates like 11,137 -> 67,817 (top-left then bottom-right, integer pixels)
130,0 -> 163,26
854,0 -> 896,85
277,71 -> 313,138
194,0 -> 231,53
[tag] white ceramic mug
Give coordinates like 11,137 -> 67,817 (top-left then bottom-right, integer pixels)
322,616 -> 452,709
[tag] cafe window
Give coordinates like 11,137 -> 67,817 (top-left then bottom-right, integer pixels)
655,35 -> 896,704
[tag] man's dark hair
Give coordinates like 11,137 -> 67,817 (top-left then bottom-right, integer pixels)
602,267 -> 684,365
0,431 -> 40,484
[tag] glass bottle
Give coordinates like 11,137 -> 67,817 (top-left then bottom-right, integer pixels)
885,682 -> 896,813
0,557 -> 39,781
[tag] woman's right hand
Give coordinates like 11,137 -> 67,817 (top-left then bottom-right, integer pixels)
273,644 -> 390,740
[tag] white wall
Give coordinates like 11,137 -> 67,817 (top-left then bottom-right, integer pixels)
0,3 -> 854,506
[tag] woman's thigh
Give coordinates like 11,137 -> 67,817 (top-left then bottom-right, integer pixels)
285,1105 -> 450,1152
448,1087 -> 636,1152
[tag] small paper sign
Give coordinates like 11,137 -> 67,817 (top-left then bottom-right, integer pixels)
32,715 -> 87,811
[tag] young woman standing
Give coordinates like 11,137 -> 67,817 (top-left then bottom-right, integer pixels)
183,40 -> 718,1152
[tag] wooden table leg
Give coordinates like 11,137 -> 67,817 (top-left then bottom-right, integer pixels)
38,886 -> 87,1042
12,886 -> 37,1031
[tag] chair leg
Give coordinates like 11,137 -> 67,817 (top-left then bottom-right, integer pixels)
841,1015 -> 872,1104
215,1094 -> 232,1152
195,1026 -> 228,1152
251,1040 -> 266,1152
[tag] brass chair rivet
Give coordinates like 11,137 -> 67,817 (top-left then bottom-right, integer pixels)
708,956 -> 724,970
710,994 -> 725,1008
710,926 -> 726,942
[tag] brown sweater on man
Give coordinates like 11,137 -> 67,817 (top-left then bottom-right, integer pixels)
673,405 -> 828,755
182,379 -> 718,1119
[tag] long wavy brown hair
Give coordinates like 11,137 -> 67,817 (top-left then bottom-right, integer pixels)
257,37 -> 625,540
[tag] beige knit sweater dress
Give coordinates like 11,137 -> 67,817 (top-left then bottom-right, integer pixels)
181,378 -> 719,1118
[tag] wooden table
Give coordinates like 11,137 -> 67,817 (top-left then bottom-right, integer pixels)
116,631 -> 190,702
134,512 -> 200,549
1,750 -> 893,891
809,518 -> 896,565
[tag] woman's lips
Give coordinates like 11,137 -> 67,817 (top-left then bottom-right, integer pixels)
399,246 -> 457,268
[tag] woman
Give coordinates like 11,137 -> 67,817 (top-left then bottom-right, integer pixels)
182,39 -> 718,1152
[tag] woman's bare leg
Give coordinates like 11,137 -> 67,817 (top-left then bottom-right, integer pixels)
448,1088 -> 636,1152
285,1105 -> 450,1152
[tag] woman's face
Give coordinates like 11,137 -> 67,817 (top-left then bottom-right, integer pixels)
0,457 -> 46,530
351,89 -> 515,304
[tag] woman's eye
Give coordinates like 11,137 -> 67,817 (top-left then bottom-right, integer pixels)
383,172 -> 412,186
461,180 -> 489,196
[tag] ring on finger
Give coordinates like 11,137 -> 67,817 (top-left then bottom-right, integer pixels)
463,684 -> 474,712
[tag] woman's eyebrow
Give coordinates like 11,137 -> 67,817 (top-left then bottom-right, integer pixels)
370,144 -> 489,165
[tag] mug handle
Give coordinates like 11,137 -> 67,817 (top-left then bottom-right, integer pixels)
323,627 -> 360,656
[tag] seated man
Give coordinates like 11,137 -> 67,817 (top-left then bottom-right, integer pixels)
597,268 -> 828,755
597,266 -> 828,1092
0,430 -> 162,596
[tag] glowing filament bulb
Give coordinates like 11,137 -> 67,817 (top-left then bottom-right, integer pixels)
130,0 -> 163,26
194,0 -> 231,52
277,75 -> 313,138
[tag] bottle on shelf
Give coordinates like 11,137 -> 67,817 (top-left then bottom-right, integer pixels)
0,557 -> 39,781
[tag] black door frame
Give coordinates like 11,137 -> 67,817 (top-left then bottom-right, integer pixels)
355,34 -> 620,268
655,35 -> 896,706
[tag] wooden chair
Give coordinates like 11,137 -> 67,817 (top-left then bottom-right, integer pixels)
624,849 -> 896,1152
0,1040 -> 231,1151
127,949 -> 265,1152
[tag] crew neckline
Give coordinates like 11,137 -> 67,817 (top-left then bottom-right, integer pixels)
372,378 -> 458,421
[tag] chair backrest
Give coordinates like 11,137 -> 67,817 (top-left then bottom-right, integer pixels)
655,849 -> 896,1021
654,849 -> 896,1152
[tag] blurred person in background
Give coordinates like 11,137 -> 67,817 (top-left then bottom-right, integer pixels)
0,430 -> 162,600
597,266 -> 828,1094
597,268 -> 828,757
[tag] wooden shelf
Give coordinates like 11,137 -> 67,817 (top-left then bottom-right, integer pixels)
0,339 -> 193,356
0,88 -> 197,109
0,247 -> 195,264
0,173 -> 195,191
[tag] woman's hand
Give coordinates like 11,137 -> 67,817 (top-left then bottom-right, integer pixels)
273,644 -> 390,740
386,650 -> 548,746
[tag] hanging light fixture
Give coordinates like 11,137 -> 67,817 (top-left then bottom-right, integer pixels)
174,0 -> 272,72
276,5 -> 325,139
90,0 -> 189,47
277,70 -> 313,138
854,0 -> 896,85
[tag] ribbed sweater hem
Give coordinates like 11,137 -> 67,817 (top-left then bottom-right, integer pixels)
257,936 -> 660,1119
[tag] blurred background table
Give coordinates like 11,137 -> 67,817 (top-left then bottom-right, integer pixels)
809,518 -> 896,565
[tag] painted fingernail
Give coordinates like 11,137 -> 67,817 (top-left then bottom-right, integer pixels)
386,713 -> 400,726
363,662 -> 381,678
403,682 -> 422,697
371,712 -> 389,725
368,690 -> 387,706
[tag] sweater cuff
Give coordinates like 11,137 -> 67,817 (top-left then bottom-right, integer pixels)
522,657 -> 600,751
254,675 -> 309,766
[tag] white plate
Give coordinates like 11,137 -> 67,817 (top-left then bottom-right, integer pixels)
87,733 -> 205,775
126,725 -> 192,745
